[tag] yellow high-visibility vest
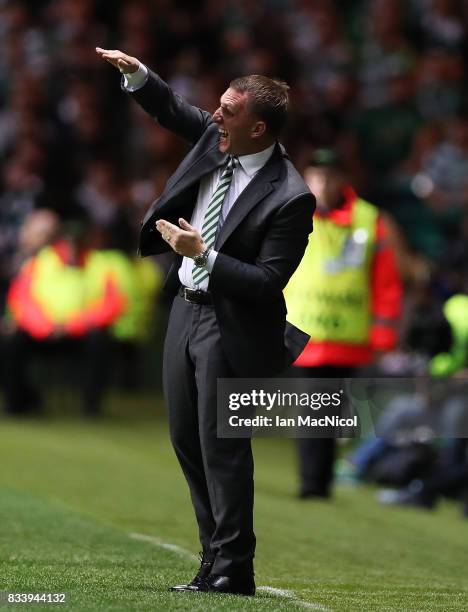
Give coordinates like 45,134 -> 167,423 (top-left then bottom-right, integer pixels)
285,199 -> 378,344
101,252 -> 162,342
430,294 -> 468,377
31,246 -> 114,323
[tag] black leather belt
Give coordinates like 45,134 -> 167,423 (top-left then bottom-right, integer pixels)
178,286 -> 213,305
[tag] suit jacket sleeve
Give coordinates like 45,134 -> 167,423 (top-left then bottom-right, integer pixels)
209,193 -> 315,302
124,69 -> 213,145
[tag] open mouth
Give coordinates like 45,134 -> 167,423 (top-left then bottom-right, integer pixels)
219,128 -> 228,139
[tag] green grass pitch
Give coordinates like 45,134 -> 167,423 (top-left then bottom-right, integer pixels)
0,393 -> 467,611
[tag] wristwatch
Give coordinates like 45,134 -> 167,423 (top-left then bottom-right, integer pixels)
193,247 -> 211,268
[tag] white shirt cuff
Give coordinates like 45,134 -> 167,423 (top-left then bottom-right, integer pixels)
206,249 -> 218,273
122,62 -> 148,92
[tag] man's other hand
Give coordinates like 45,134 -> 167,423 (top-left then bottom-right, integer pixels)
95,48 -> 140,74
156,218 -> 206,258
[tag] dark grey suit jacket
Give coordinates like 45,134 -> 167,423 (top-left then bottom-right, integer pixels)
129,70 -> 316,376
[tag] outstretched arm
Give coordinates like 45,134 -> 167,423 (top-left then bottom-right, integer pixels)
96,47 -> 213,145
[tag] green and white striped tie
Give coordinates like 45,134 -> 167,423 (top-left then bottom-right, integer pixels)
192,156 -> 237,286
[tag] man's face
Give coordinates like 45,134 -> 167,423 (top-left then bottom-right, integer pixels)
304,167 -> 344,211
213,88 -> 259,155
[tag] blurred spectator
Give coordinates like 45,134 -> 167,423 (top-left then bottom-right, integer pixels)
357,0 -> 416,109
378,437 -> 468,517
413,0 -> 466,50
416,48 -> 464,120
351,71 -> 422,180
2,214 -> 126,416
377,123 -> 448,259
287,3 -> 353,113
76,160 -> 124,228
421,116 -> 468,213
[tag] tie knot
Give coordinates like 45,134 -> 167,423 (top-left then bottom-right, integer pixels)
228,155 -> 238,170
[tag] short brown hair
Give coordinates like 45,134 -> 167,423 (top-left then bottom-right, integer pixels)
229,75 -> 290,138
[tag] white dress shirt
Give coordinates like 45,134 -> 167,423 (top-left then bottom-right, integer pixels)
123,62 -> 148,91
124,64 -> 276,290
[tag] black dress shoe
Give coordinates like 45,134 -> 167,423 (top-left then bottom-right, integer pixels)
198,574 -> 256,596
170,555 -> 214,592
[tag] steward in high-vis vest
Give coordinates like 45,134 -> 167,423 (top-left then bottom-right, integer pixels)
3,233 -> 127,417
7,240 -> 126,339
284,149 -> 403,499
285,156 -> 402,368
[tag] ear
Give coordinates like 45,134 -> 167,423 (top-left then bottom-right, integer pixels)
251,121 -> 266,139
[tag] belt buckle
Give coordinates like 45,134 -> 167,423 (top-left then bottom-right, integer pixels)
183,287 -> 200,303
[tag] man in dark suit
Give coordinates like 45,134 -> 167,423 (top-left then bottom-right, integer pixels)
96,47 -> 315,596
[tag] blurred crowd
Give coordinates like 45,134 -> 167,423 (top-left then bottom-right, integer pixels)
1,0 -> 468,286
0,0 -> 467,511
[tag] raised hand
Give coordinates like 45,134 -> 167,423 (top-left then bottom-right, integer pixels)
95,47 -> 140,74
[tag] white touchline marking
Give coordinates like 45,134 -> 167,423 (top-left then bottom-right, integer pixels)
129,532 -> 198,561
258,586 -> 330,611
129,532 -> 331,610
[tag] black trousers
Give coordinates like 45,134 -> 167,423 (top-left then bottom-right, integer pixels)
163,295 -> 255,577
295,365 -> 354,497
1,329 -> 111,416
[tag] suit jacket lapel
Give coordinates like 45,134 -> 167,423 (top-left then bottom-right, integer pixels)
171,143 -> 227,197
215,143 -> 283,250
142,142 -> 228,225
